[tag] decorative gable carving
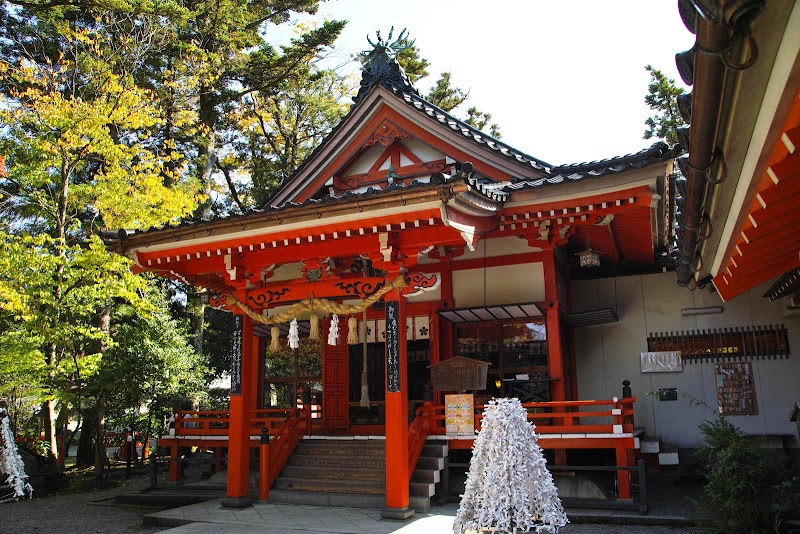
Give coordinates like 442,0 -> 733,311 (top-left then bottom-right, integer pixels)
363,119 -> 412,148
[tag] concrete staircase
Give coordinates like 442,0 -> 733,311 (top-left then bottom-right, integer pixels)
409,440 -> 448,512
268,437 -> 448,512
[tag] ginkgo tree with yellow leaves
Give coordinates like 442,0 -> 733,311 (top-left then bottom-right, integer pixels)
0,19 -> 203,468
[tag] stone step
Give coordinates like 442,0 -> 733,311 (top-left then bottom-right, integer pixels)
115,488 -> 223,509
279,464 -> 384,482
268,489 -> 386,509
422,442 -> 448,456
640,439 -> 661,454
658,449 -> 680,466
409,481 -> 435,497
286,454 -> 385,469
415,456 -> 444,470
272,476 -> 385,495
294,441 -> 385,457
410,469 -> 440,484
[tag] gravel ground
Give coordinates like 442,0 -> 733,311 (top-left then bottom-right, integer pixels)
1,473 -> 165,534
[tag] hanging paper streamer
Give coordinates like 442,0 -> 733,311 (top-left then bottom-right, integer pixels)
288,319 -> 299,349
347,316 -> 358,345
309,314 -> 320,340
328,314 -> 339,346
359,310 -> 370,408
270,326 -> 280,352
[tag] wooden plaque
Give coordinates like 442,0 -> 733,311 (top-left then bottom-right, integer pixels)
386,301 -> 400,392
230,314 -> 243,395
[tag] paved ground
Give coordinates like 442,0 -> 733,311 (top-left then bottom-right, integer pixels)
1,470 -> 704,533
149,499 -> 702,534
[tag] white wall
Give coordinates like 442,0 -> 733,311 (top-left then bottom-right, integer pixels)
572,271 -> 800,448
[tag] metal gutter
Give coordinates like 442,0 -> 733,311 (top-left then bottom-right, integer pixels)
674,0 -> 765,287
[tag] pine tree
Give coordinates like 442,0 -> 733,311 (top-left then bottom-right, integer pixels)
453,398 -> 567,534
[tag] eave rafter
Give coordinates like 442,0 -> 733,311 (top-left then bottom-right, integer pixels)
713,94 -> 800,301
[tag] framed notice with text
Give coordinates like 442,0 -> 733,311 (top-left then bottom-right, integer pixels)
445,394 -> 475,436
714,361 -> 757,415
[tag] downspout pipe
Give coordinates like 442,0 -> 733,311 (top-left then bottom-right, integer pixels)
674,0 -> 764,286
675,20 -> 730,286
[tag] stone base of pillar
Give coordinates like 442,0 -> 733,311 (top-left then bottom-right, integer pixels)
220,496 -> 254,509
380,506 -> 415,520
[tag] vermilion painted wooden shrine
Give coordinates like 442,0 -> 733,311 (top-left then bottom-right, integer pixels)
117,35 -> 677,516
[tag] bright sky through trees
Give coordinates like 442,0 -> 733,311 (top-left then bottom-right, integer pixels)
275,0 -> 695,165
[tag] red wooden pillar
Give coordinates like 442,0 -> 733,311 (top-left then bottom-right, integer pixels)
222,310 -> 255,508
381,287 -> 414,520
543,249 -> 567,466
542,249 -> 565,402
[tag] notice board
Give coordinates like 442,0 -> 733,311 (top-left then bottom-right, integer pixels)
445,394 -> 475,436
714,361 -> 757,415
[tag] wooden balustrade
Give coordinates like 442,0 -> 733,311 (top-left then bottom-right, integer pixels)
422,397 -> 636,436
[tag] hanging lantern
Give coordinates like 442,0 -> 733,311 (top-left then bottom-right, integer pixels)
288,318 -> 300,349
327,314 -> 339,346
577,246 -> 601,268
577,228 -> 601,268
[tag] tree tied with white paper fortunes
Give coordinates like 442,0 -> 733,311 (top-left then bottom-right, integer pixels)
453,398 -> 567,533
1,407 -> 33,502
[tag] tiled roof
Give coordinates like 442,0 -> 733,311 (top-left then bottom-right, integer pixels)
499,142 -> 680,192
120,48 -> 678,242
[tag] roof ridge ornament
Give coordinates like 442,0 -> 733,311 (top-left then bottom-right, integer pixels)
353,27 -> 419,106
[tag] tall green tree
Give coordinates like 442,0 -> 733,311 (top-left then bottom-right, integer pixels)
224,68 -> 353,208
643,64 -> 685,146
0,15 -> 201,465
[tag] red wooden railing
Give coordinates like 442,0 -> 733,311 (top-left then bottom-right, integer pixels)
424,397 -> 636,436
407,402 -> 434,479
268,407 -> 309,484
170,406 -> 311,487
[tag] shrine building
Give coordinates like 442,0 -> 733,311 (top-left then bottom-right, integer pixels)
116,1 -> 800,517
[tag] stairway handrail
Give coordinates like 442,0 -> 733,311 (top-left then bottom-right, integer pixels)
407,401 -> 433,480
268,407 -> 309,484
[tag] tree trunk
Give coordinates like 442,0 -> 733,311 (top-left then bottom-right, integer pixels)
76,411 -> 97,466
93,308 -> 111,479
43,343 -> 59,465
189,289 -> 205,355
94,390 -> 108,479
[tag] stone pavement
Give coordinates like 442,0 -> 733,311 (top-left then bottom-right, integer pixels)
143,471 -> 703,533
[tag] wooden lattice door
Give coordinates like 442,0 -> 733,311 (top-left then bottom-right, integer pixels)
322,320 -> 349,430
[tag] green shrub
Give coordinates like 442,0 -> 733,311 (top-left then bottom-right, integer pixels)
696,417 -> 800,533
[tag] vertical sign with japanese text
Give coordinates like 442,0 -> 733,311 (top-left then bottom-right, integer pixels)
230,315 -> 242,395
386,300 -> 400,392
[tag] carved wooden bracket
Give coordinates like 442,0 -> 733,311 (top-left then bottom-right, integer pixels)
403,272 -> 440,297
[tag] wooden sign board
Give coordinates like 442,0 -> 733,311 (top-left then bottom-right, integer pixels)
445,394 -> 475,436
230,315 -> 242,395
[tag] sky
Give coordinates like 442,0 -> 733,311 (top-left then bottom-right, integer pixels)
274,0 -> 696,166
